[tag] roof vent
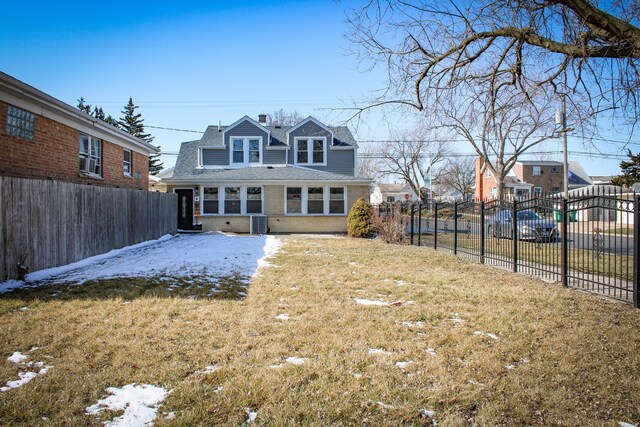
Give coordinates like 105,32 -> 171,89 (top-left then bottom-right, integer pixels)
258,114 -> 267,125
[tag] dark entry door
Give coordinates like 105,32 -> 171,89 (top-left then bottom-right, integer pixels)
175,189 -> 193,230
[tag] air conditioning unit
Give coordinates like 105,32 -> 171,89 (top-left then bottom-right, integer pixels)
250,215 -> 268,234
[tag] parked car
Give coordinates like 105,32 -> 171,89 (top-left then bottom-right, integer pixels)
486,209 -> 558,242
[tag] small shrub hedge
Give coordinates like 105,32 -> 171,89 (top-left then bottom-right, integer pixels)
347,197 -> 375,238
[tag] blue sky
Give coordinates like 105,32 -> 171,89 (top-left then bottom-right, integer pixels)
0,0 -> 634,176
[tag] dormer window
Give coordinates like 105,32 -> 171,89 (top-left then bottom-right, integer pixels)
294,137 -> 326,165
230,137 -> 262,165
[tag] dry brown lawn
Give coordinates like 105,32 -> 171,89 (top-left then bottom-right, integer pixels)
0,236 -> 639,426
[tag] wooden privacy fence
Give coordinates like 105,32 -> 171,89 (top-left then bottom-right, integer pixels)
0,176 -> 177,281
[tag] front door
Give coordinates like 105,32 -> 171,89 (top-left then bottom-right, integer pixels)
175,189 -> 193,230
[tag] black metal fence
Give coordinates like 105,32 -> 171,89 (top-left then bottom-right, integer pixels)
377,187 -> 639,308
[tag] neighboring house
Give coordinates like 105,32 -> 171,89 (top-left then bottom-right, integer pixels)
163,115 -> 371,233
0,72 -> 158,189
149,167 -> 174,192
475,158 -> 592,200
370,183 -> 418,205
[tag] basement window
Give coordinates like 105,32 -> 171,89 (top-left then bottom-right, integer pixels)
6,105 -> 35,141
79,134 -> 102,177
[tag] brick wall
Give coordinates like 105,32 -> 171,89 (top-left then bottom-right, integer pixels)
520,164 -> 563,193
0,101 -> 149,190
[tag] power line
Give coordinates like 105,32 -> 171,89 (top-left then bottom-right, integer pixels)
146,125 -> 204,133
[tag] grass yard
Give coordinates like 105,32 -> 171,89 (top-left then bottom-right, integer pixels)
1,236 -> 639,426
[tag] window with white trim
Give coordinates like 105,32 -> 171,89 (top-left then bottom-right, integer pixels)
287,187 -> 302,214
285,186 -> 346,215
247,187 -> 262,214
79,134 -> 102,176
307,187 -> 324,214
532,166 -> 541,176
329,187 -> 345,214
203,187 -> 219,214
534,187 -> 542,196
225,187 -> 241,214
295,137 -> 326,165
6,105 -> 35,141
123,150 -> 132,176
230,137 -> 262,165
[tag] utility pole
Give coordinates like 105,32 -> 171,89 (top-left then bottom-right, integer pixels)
556,95 -> 569,195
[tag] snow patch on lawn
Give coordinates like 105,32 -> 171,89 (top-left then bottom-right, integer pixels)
395,361 -> 412,369
1,365 -> 52,392
7,352 -> 27,364
85,383 -> 169,427
354,298 -> 388,306
368,348 -> 392,355
0,233 -> 281,292
426,348 -> 437,356
473,331 -> 499,340
285,357 -> 307,365
275,314 -> 290,321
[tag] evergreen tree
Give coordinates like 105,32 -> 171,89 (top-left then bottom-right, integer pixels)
77,97 -> 92,114
76,97 -> 120,129
118,98 -> 163,175
611,150 -> 640,188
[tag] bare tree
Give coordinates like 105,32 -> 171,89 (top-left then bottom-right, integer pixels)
436,85 -> 557,198
357,144 -> 385,182
347,0 -> 640,127
266,109 -> 305,126
378,128 -> 451,201
439,157 -> 477,200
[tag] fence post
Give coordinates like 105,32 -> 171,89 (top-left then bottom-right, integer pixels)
453,201 -> 458,256
634,195 -> 640,308
434,202 -> 438,250
562,198 -> 569,288
512,199 -> 518,273
418,203 -> 422,246
410,204 -> 415,246
480,200 -> 485,264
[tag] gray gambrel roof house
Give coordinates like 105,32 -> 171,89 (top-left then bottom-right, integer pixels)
163,115 -> 371,233
169,115 -> 366,184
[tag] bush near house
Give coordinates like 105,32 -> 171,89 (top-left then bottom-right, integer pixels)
347,197 -> 375,238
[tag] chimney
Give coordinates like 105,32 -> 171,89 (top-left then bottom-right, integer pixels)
258,114 -> 267,125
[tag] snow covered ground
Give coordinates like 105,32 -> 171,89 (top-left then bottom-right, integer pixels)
0,232 -> 281,293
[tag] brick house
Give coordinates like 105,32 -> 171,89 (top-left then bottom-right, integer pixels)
162,115 -> 371,233
475,158 -> 591,200
0,72 -> 159,189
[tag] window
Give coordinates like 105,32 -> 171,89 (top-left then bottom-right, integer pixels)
247,187 -> 262,214
296,140 -> 308,164
232,139 -> 244,163
287,187 -> 302,214
231,137 -> 262,164
386,196 -> 396,203
295,137 -> 326,165
307,187 -> 324,213
551,166 -> 559,174
329,188 -> 345,214
203,187 -> 219,214
286,186 -> 347,215
534,187 -> 542,196
7,105 -> 35,141
79,134 -> 102,176
123,150 -> 132,176
532,166 -> 541,176
552,186 -> 560,194
224,187 -> 241,214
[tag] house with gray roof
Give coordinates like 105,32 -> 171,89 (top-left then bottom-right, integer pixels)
163,115 -> 371,233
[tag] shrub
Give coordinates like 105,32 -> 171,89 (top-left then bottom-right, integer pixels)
347,197 -> 375,238
370,202 -> 407,243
